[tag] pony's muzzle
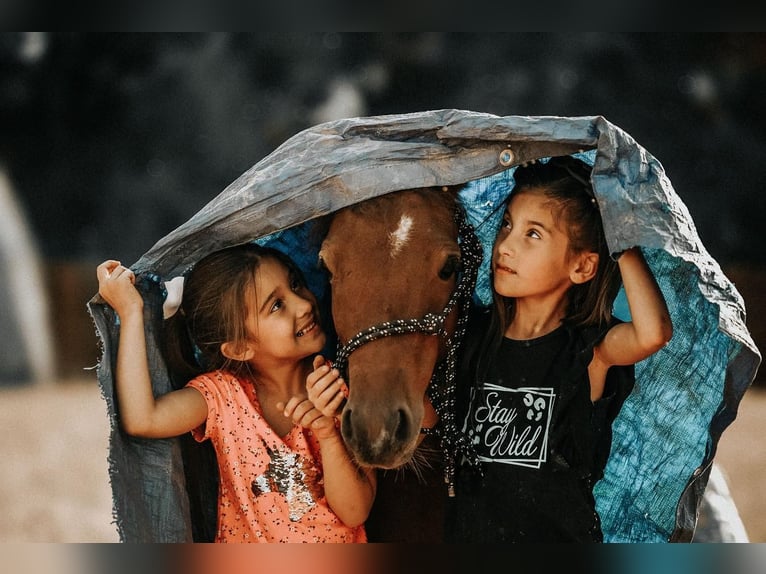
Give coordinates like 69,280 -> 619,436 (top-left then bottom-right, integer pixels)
341,405 -> 416,468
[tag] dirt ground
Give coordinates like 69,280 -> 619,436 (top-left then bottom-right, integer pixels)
0,375 -> 763,543
0,377 -> 118,542
712,383 -> 766,542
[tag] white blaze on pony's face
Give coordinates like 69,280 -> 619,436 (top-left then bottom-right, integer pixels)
388,214 -> 413,257
319,187 -> 461,469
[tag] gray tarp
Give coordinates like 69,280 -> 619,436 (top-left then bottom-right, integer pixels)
88,109 -> 760,542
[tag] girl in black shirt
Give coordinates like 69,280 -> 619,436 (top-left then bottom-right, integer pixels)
447,156 -> 673,543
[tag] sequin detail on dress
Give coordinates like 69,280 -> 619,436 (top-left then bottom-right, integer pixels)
251,440 -> 323,521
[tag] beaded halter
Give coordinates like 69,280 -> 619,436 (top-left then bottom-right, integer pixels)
333,203 -> 482,496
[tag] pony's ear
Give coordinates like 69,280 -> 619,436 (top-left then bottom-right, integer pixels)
220,341 -> 255,362
570,252 -> 599,284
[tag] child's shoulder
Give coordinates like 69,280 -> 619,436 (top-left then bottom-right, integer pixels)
188,369 -> 242,388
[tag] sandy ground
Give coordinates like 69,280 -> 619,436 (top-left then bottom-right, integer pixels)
713,384 -> 766,543
0,376 -> 118,542
0,375 -> 763,543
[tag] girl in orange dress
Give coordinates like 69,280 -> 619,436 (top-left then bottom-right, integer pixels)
97,243 -> 375,542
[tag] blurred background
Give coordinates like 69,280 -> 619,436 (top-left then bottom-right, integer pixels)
0,32 -> 763,543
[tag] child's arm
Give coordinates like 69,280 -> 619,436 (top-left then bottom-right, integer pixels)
97,261 -> 207,438
280,357 -> 376,528
589,248 -> 673,400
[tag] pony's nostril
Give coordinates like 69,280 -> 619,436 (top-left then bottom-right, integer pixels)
394,409 -> 409,443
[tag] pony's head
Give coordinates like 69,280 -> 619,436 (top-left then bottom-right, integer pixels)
319,187 -> 464,469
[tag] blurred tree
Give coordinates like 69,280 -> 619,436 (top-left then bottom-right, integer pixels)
1,33 -> 764,266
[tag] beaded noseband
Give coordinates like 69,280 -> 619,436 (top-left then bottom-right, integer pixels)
333,204 -> 482,496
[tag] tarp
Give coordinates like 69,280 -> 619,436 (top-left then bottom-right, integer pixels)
88,109 -> 761,543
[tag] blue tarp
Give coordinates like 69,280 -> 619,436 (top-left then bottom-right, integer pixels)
88,110 -> 760,542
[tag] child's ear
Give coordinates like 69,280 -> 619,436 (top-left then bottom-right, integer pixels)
570,252 -> 599,284
220,341 -> 255,362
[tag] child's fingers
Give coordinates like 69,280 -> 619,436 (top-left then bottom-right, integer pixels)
312,355 -> 326,370
311,383 -> 347,418
282,397 -> 317,425
294,405 -> 323,429
115,266 -> 136,285
96,260 -> 120,281
302,409 -> 324,429
313,376 -> 348,405
306,363 -> 334,389
281,396 -> 302,418
280,397 -> 300,420
309,367 -> 342,395
310,416 -> 338,439
98,262 -> 135,286
324,390 -> 347,415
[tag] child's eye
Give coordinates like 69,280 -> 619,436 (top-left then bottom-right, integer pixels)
290,276 -> 303,291
501,217 -> 512,231
270,299 -> 284,313
527,229 -> 541,239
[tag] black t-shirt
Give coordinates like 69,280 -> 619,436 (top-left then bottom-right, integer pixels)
446,310 -> 633,543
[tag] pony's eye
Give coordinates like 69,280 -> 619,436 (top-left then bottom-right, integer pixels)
438,255 -> 461,280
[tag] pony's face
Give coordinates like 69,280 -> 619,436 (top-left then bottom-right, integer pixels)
319,188 -> 460,469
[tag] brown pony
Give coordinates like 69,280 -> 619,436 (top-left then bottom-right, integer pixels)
318,186 -> 481,542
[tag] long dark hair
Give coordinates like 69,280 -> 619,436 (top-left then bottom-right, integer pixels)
162,243 -> 309,383
473,155 -> 622,381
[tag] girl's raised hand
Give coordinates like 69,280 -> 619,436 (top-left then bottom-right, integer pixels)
280,396 -> 338,440
278,356 -> 347,441
306,355 -> 348,418
96,260 -> 143,317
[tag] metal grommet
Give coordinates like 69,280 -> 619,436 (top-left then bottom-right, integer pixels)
498,147 -> 515,167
